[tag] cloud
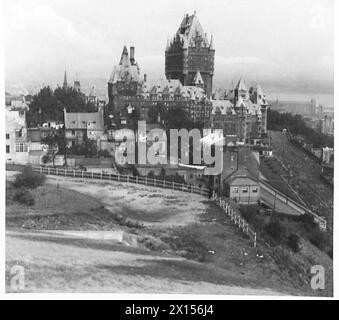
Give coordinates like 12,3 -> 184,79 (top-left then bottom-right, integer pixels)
7,3 -> 80,44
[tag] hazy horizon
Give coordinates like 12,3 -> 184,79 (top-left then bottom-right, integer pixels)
4,0 -> 334,95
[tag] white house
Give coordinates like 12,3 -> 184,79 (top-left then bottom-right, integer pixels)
6,108 -> 29,164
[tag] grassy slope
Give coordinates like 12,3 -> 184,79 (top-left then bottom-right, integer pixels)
5,174 -> 329,295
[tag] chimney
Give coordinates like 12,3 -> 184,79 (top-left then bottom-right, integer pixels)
130,46 -> 135,64
144,73 -> 147,82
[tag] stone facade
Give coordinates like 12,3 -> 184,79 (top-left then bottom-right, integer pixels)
165,12 -> 215,97
107,46 -> 212,129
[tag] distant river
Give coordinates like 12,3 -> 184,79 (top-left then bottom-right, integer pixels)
266,92 -> 334,111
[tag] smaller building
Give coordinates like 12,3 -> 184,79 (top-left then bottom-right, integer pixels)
64,108 -> 105,148
6,109 -> 29,164
225,168 -> 260,204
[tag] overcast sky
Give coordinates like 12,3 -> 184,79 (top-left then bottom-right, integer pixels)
4,0 -> 334,93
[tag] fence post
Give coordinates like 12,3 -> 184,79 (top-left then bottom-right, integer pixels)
82,171 -> 84,179
47,167 -> 50,175
101,172 -> 103,180
154,179 -> 156,187
56,168 -> 58,175
92,172 -> 94,179
172,182 -> 174,190
136,176 -> 138,184
118,173 -> 120,181
74,169 -> 75,178
163,180 -> 165,187
127,175 -> 129,183
253,233 -> 257,248
40,166 -> 42,173
64,168 -> 66,176
145,176 -> 147,185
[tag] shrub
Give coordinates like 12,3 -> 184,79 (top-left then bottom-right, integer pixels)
299,214 -> 317,232
239,205 -> 258,224
13,166 -> 46,189
41,155 -> 50,164
264,218 -> 286,242
13,188 -> 35,206
287,234 -> 302,252
309,229 -> 330,251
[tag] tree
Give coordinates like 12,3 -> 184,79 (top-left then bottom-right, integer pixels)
28,86 -> 97,127
267,108 -> 333,148
41,128 -> 68,166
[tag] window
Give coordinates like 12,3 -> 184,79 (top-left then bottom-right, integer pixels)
252,188 -> 258,193
6,133 -> 10,139
242,188 -> 248,193
6,145 -> 10,153
15,143 -> 27,152
233,187 -> 239,193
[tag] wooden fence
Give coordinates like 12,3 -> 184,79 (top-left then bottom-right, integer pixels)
212,191 -> 257,248
32,166 -> 210,197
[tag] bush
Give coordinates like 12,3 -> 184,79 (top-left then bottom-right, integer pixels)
239,205 -> 258,224
41,155 -> 50,164
309,229 -> 330,251
287,234 -> 302,252
13,166 -> 46,189
264,218 -> 286,242
13,188 -> 35,206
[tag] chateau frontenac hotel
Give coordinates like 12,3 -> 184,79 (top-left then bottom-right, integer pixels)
107,12 -> 267,143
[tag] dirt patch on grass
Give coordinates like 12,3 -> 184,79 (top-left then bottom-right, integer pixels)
44,176 -> 207,228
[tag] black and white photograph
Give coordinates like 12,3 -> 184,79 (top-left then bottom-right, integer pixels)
2,0 -> 336,300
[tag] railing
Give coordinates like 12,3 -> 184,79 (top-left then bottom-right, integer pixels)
259,179 -> 327,231
212,191 -> 257,248
32,166 -> 209,197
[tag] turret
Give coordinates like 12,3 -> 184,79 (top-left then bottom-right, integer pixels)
63,70 -> 68,89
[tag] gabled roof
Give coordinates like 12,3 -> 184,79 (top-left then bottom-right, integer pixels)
236,96 -> 246,108
234,78 -> 247,92
108,46 -> 141,84
225,168 -> 259,185
176,13 -> 210,48
193,70 -> 204,85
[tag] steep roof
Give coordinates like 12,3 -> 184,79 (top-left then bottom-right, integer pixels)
225,168 -> 259,185
63,70 -> 68,88
176,13 -> 210,48
108,46 -> 141,84
234,78 -> 247,92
